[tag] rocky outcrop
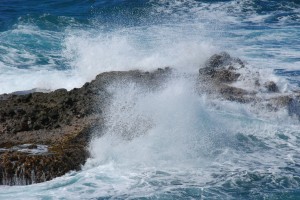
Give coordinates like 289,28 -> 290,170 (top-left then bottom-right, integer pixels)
198,52 -> 255,103
264,81 -> 279,92
198,52 -> 300,119
1,52 -> 299,185
0,68 -> 172,185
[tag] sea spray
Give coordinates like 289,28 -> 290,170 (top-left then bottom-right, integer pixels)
1,73 -> 300,199
86,75 -> 233,170
0,0 -> 300,199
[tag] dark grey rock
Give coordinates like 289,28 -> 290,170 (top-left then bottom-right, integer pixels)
264,81 -> 279,92
0,68 -> 172,185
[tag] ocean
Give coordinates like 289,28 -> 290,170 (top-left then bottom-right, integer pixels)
0,0 -> 300,199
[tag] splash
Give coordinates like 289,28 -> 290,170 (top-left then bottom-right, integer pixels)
0,0 -> 300,199
86,76 -> 232,169
0,73 -> 300,199
1,0 -> 299,94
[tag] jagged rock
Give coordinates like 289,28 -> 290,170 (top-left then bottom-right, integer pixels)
198,52 -> 300,119
204,52 -> 231,69
199,52 -> 243,85
203,52 -> 244,70
0,68 -> 172,185
219,85 -> 254,103
264,81 -> 279,92
198,52 -> 247,101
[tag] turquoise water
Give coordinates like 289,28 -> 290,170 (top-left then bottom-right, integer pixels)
0,0 -> 300,199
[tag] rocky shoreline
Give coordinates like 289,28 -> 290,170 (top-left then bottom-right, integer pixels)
0,68 -> 171,185
1,53 -> 299,185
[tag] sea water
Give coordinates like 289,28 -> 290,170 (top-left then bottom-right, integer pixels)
0,0 -> 300,199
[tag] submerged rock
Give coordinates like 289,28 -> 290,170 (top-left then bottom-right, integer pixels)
0,68 -> 172,185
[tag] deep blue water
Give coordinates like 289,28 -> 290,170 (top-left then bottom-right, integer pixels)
0,0 -> 300,199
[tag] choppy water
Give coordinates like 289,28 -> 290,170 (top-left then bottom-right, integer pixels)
0,0 -> 300,199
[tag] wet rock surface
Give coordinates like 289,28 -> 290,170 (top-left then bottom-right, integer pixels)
198,52 -> 253,103
198,52 -> 300,119
0,68 -> 172,185
264,81 -> 279,93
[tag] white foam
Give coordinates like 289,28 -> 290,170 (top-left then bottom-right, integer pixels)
0,18 -> 216,94
86,77 -> 217,169
1,0 -> 300,199
0,68 -> 81,94
0,75 -> 300,199
1,0 -> 299,94
63,26 -> 215,81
